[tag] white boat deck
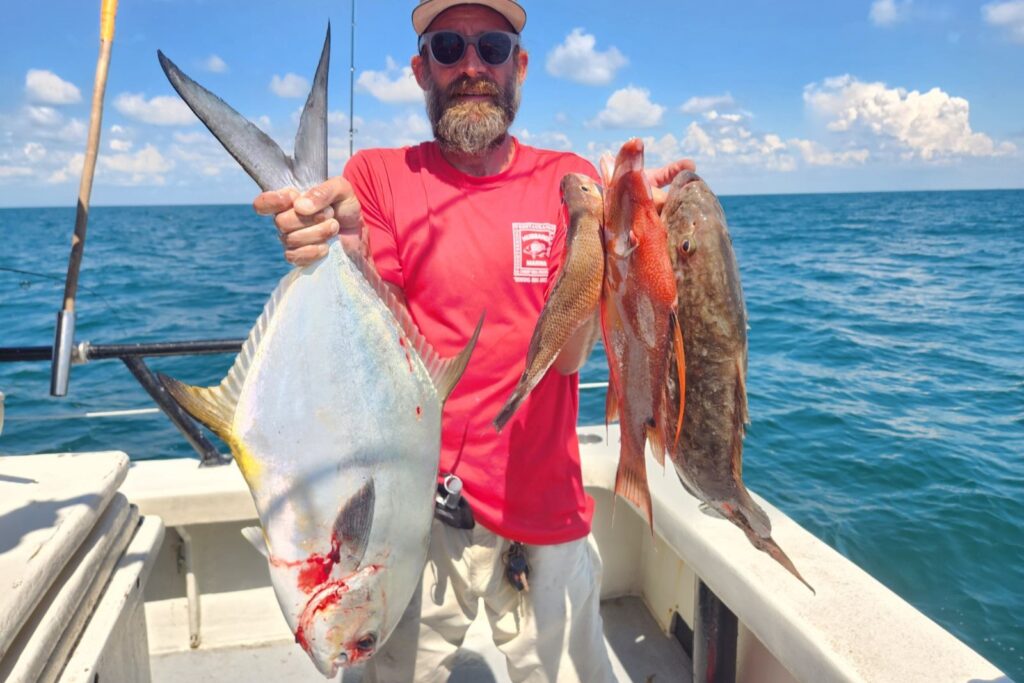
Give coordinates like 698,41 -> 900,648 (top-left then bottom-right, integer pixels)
150,595 -> 690,683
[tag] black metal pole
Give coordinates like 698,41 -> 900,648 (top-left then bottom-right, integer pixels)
120,355 -> 228,467
0,339 -> 244,364
693,579 -> 738,683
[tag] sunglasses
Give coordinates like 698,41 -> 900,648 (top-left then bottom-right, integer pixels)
418,30 -> 520,67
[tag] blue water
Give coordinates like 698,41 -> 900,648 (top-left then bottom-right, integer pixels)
2,192 -> 1022,678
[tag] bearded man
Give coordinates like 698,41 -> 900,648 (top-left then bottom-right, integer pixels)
254,2 -> 692,680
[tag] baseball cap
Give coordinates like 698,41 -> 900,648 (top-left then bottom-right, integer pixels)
411,0 -> 527,35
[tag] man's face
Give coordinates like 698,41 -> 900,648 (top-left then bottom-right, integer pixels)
412,5 -> 528,155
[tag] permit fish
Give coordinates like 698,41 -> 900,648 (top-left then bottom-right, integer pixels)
493,173 -> 604,431
599,139 -> 685,528
156,27 -> 482,676
661,170 -> 813,592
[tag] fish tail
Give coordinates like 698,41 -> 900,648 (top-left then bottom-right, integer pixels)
432,314 -> 485,404
719,498 -> 813,593
493,379 -> 526,432
614,431 -> 654,532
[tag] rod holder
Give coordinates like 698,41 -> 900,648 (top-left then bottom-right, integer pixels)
49,310 -> 76,397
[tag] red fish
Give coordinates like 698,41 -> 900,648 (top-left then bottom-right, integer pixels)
600,139 -> 685,528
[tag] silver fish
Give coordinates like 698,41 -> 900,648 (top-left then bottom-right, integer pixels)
156,27 -> 482,676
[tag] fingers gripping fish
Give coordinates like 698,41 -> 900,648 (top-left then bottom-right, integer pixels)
156,27 -> 483,676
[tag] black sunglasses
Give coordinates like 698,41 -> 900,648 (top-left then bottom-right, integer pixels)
418,30 -> 520,67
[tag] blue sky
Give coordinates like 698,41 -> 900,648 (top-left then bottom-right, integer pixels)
1,0 -> 1022,207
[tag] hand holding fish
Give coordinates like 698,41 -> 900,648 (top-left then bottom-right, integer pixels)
646,158 -> 697,211
254,175 -> 369,266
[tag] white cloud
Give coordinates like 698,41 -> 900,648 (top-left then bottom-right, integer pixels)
357,57 -> 422,104
99,144 -> 173,185
515,128 -> 573,150
545,29 -> 627,86
681,93 -> 736,114
870,0 -> 912,26
982,1 -> 1024,42
26,105 -> 62,127
25,69 -> 81,104
47,153 -> 84,184
114,93 -> 196,125
203,55 -> 228,73
110,139 -> 133,152
23,142 -> 46,162
57,119 -> 86,143
592,86 -> 665,128
0,165 -> 34,179
788,138 -> 870,166
804,74 -> 1016,159
270,73 -> 309,98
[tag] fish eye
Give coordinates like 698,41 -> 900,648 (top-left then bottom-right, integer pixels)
680,238 -> 696,255
355,634 -> 377,652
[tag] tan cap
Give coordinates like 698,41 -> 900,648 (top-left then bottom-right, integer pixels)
412,0 -> 527,35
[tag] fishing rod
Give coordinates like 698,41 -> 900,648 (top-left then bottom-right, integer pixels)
348,0 -> 356,158
51,0 -> 119,398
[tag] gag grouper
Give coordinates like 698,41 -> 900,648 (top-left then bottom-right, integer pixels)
660,170 -> 813,592
493,173 -> 605,431
155,27 -> 483,675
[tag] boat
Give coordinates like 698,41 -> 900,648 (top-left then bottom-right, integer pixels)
0,418 -> 1011,682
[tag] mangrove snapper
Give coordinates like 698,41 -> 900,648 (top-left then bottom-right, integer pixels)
156,28 -> 482,675
661,170 -> 812,592
494,173 -> 605,431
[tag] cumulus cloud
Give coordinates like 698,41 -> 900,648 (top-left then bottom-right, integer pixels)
982,1 -> 1024,42
114,93 -> 196,125
270,73 -> 309,98
515,128 -> 573,150
870,0 -> 912,26
23,142 -> 46,162
203,55 -> 228,73
26,106 -> 62,127
804,74 -> 1016,159
356,57 -> 422,104
680,93 -> 736,114
0,165 -> 34,180
110,139 -> 132,152
788,138 -> 871,166
47,153 -> 84,184
545,29 -> 627,86
99,144 -> 173,185
25,69 -> 82,104
592,86 -> 664,128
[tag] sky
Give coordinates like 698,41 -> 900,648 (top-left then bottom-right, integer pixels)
1,0 -> 1023,207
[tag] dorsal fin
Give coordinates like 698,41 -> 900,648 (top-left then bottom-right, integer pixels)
334,479 -> 375,574
158,268 -> 302,441
344,246 -> 483,403
156,25 -> 331,192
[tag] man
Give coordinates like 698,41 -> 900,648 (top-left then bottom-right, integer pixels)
254,2 -> 692,680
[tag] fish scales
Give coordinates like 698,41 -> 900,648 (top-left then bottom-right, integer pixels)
155,27 -> 481,676
661,170 -> 813,592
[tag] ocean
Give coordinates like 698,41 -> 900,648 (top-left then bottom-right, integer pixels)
1,190 -> 1022,679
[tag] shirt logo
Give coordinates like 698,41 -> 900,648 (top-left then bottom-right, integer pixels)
512,222 -> 555,283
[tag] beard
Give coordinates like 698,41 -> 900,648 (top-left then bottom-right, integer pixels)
424,66 -> 521,155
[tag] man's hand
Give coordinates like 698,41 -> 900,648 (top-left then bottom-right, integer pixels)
253,175 -> 368,266
646,158 -> 697,212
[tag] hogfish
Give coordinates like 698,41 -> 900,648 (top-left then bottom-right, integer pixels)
156,28 -> 482,676
600,139 -> 685,528
494,173 -> 605,431
661,170 -> 813,592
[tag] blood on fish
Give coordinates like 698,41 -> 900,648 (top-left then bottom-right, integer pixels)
398,336 -> 415,372
416,405 -> 422,419
268,532 -> 341,594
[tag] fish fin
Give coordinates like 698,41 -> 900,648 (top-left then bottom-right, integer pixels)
291,25 -> 330,189
599,153 -> 615,186
157,26 -> 331,192
604,385 -> 619,425
646,420 -> 666,468
158,373 -> 236,443
614,439 -> 654,532
335,479 -> 375,572
671,310 -> 686,448
725,502 -> 814,593
241,526 -> 270,558
493,376 -> 527,432
344,246 -> 483,405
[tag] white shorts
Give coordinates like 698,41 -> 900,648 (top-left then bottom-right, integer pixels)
359,519 -> 615,683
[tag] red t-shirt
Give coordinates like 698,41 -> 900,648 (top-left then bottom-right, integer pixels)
343,139 -> 597,544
